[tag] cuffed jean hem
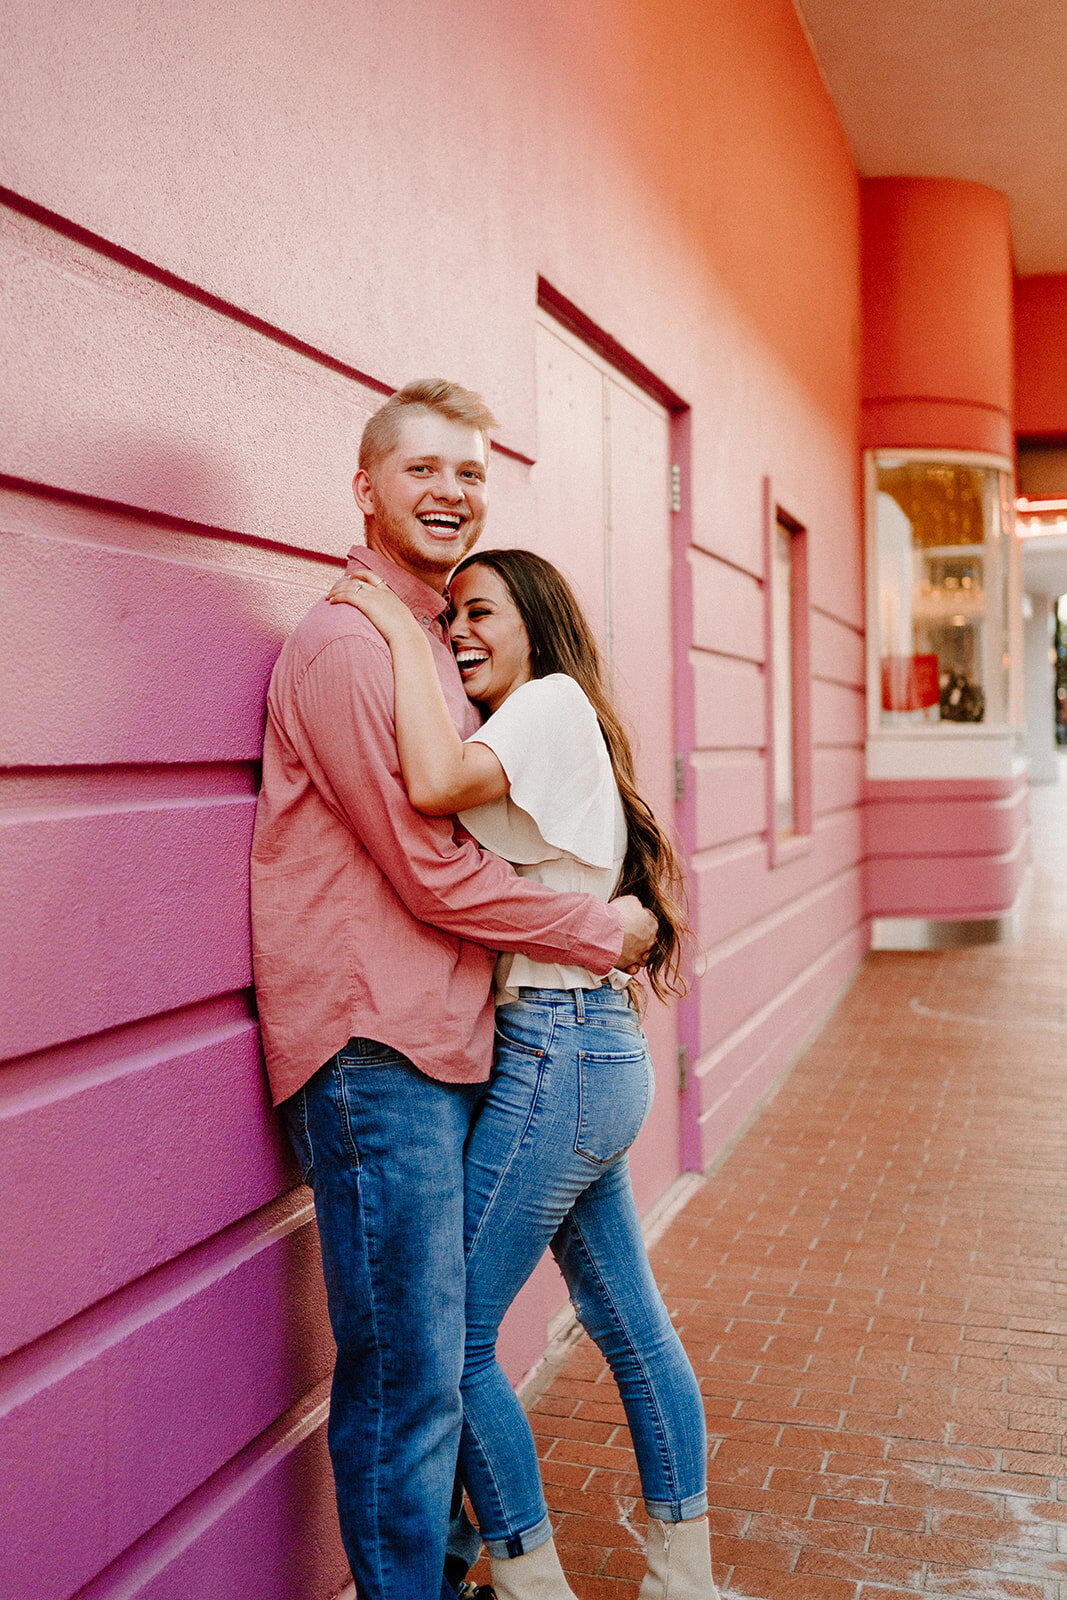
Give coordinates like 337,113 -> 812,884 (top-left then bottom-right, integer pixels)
645,1490 -> 709,1523
482,1512 -> 554,1559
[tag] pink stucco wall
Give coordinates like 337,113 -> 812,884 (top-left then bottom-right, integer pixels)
861,178 -> 1014,457
1015,273 -> 1067,438
0,1 -> 866,1591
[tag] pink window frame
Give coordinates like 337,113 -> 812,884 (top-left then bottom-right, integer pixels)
763,480 -> 813,866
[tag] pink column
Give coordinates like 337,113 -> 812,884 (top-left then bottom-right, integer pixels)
862,178 -> 1026,926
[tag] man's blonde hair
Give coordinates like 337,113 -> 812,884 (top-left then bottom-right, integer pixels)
358,379 -> 498,475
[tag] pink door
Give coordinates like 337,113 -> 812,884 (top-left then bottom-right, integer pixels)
530,313 -> 681,1213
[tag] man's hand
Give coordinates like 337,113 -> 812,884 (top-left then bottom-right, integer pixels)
613,894 -> 658,972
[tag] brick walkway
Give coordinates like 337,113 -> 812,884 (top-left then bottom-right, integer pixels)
470,765 -> 1067,1600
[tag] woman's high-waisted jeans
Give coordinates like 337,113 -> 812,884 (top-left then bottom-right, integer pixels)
459,985 -> 708,1557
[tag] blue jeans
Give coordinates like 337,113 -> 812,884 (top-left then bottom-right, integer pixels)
282,1040 -> 484,1599
459,986 -> 708,1557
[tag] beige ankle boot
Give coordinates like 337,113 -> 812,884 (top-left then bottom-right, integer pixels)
489,1534 -> 580,1600
638,1515 -> 720,1599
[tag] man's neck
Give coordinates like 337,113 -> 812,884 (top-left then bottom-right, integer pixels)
364,535 -> 448,595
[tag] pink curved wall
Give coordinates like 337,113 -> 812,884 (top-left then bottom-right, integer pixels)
0,1 -> 867,1591
860,177 -> 1023,926
861,178 -> 1014,455
1015,274 -> 1067,437
865,779 -> 1030,920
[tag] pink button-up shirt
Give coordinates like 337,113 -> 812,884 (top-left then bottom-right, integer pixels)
251,546 -> 625,1105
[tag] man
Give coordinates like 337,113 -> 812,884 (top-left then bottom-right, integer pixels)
250,379 -> 656,1599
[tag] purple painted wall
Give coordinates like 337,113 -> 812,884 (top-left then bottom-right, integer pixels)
0,0 -> 866,1591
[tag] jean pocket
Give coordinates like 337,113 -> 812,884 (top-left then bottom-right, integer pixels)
574,1045 -> 654,1164
494,1004 -> 553,1061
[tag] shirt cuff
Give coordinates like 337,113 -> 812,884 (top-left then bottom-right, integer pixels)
579,899 -> 626,976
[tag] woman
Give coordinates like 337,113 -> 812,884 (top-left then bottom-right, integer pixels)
328,550 -> 718,1600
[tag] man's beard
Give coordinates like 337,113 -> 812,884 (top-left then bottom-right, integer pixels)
372,501 -> 483,580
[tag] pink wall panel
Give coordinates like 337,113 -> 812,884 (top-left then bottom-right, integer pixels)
693,751 -> 767,848
0,1002 -> 291,1354
0,1206 -> 331,1600
695,926 -> 868,1152
690,552 -> 765,661
0,209 -> 377,558
813,747 -> 866,817
1,801 -> 255,1058
810,677 -> 866,746
697,869 -> 864,1055
0,529 -> 315,765
697,810 -> 864,950
692,653 -> 766,752
809,609 -> 865,687
75,1394 -> 346,1600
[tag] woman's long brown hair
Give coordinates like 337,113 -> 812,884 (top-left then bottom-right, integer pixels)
451,548 -> 689,1003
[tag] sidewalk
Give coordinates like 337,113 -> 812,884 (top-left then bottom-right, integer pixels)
471,764 -> 1067,1600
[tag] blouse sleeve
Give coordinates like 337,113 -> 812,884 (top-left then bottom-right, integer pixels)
459,675 -> 618,869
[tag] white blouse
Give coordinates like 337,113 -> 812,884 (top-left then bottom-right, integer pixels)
459,673 -> 628,1001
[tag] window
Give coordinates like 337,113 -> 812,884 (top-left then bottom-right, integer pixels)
772,516 -> 798,835
872,455 -> 1013,728
765,493 -> 812,863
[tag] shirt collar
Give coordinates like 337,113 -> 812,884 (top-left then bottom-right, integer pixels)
343,545 -> 451,628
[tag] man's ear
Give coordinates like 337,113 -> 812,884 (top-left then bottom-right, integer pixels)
353,468 -> 376,517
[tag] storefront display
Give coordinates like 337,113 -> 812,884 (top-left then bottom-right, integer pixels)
866,450 -> 1022,778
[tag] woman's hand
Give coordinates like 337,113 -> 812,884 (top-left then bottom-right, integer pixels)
327,573 -> 418,645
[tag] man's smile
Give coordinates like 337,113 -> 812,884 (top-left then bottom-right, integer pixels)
417,510 -> 466,536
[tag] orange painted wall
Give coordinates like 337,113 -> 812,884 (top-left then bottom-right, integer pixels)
1015,274 -> 1067,437
862,178 -> 1014,455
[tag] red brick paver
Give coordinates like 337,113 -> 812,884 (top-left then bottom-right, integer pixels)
469,771 -> 1067,1599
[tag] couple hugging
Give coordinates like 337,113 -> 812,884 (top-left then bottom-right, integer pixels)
250,380 -> 719,1600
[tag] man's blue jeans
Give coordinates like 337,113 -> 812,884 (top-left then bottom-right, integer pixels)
282,1039 -> 484,1599
459,986 -> 709,1557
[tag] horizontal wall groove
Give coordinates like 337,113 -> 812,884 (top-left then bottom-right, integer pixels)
810,603 -> 864,637
0,763 -> 259,810
688,542 -> 763,583
0,184 -> 391,397
0,789 -> 256,828
69,1381 -> 330,1600
696,861 -> 863,965
0,474 -> 348,570
867,839 -> 1028,864
0,1009 -> 257,1120
692,829 -> 767,859
811,669 -> 865,690
689,642 -> 764,668
695,921 -> 868,1099
692,809 -> 862,869
863,392 -> 1011,420
0,1186 -> 312,1416
0,991 -> 257,1100
0,191 -> 533,470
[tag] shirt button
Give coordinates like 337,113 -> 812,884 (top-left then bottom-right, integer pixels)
422,617 -> 431,626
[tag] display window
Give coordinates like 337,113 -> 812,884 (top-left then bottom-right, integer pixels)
870,453 -> 1014,730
